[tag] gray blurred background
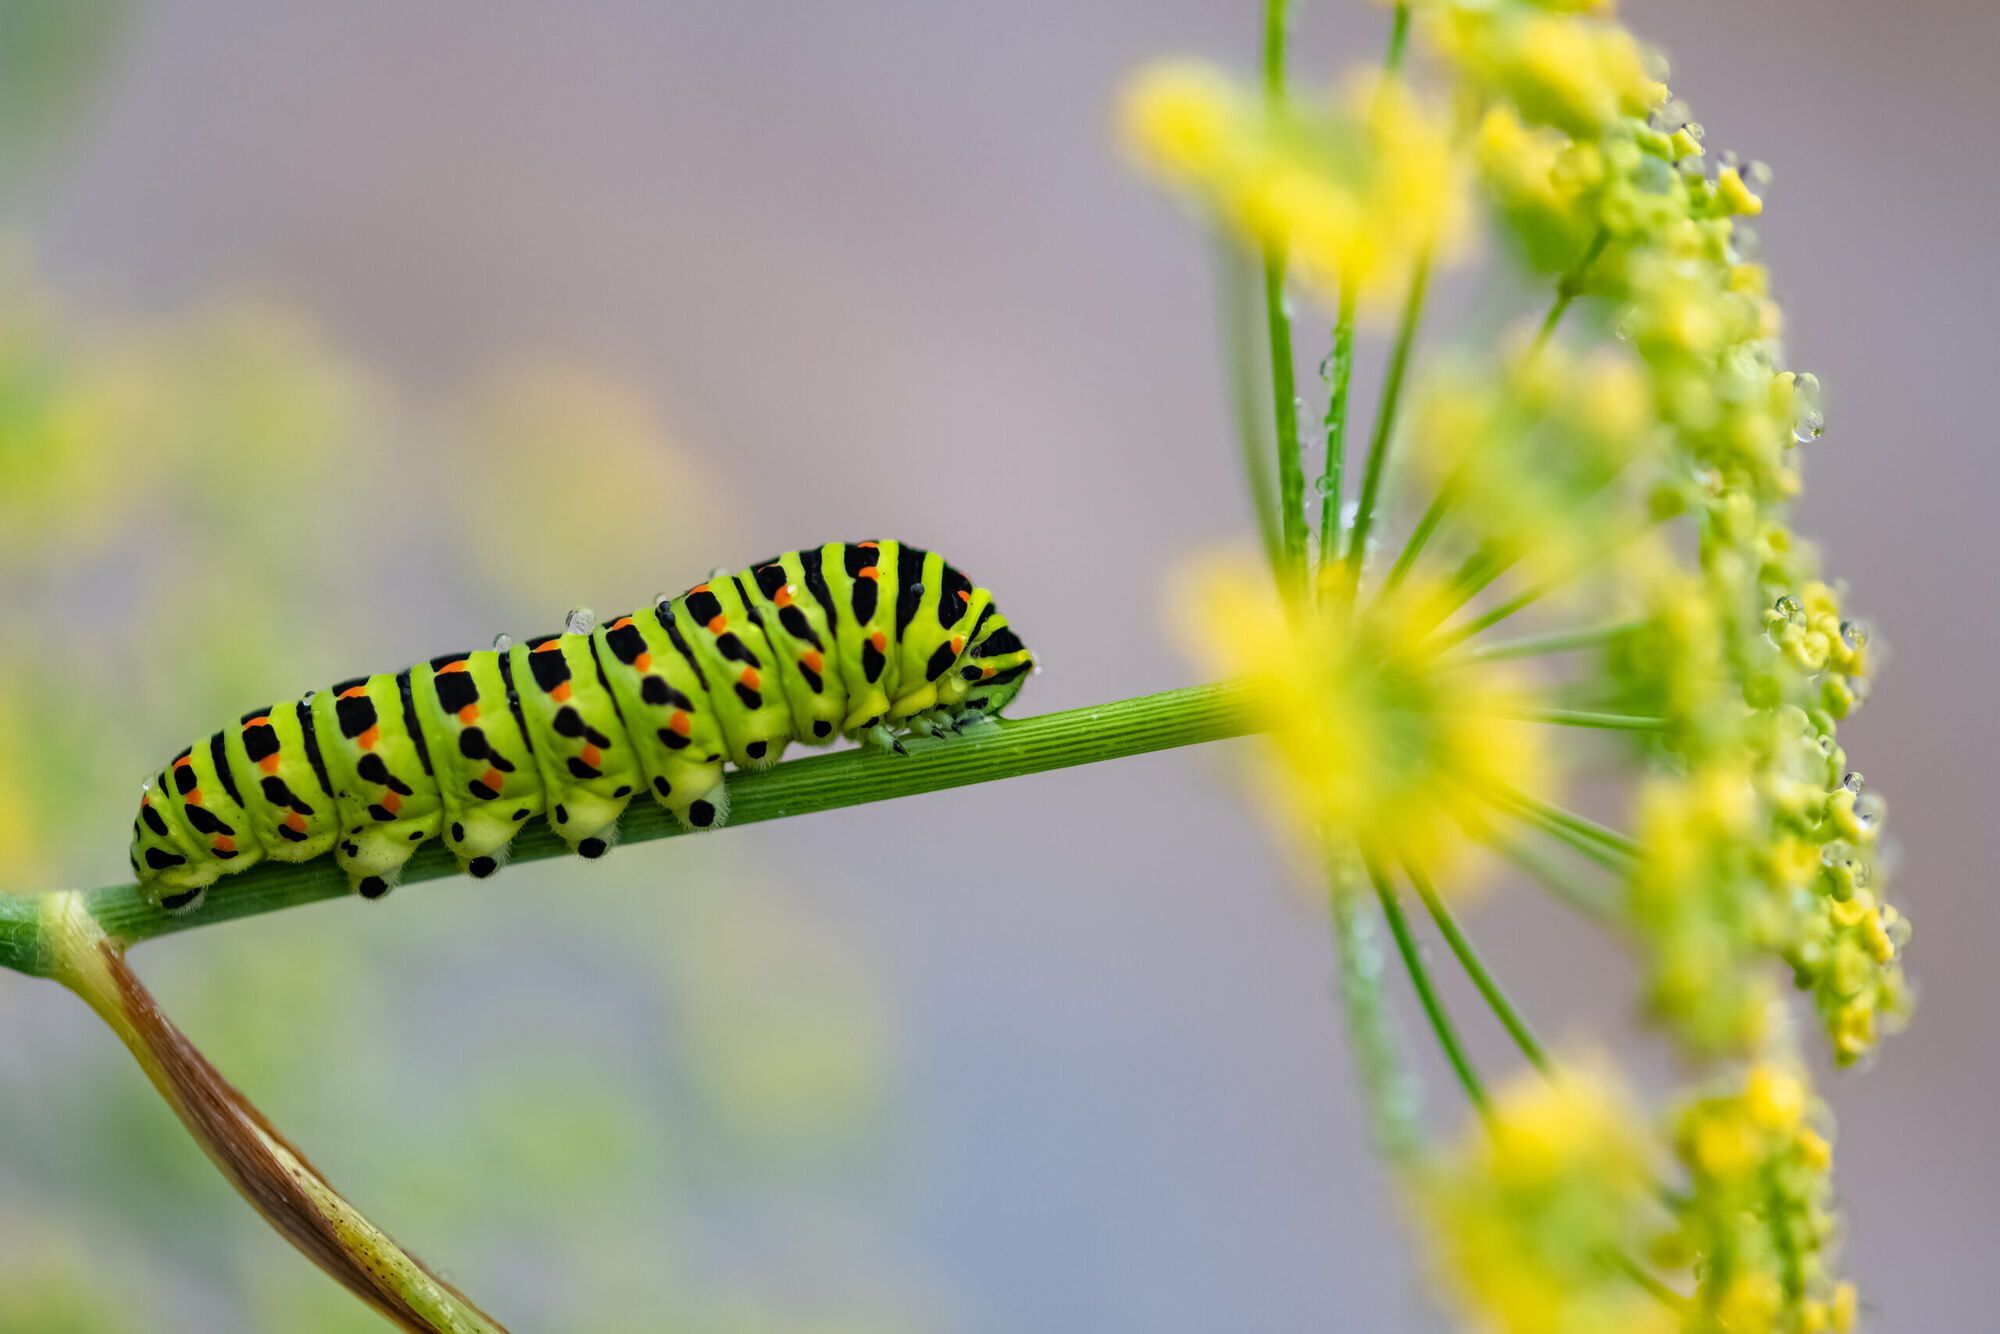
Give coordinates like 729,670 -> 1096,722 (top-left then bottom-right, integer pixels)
0,1 -> 1992,1329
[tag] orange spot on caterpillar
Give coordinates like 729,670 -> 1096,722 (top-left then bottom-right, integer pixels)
870,632 -> 887,652
691,582 -> 710,594
187,790 -> 204,806
534,640 -> 563,653
438,659 -> 469,674
481,767 -> 504,792
245,715 -> 270,727
858,541 -> 879,549
458,704 -> 479,725
174,756 -> 193,770
260,755 -> 281,773
800,649 -> 824,673
612,616 -> 633,630
774,585 -> 793,607
213,836 -> 235,854
580,744 -> 602,767
380,791 -> 402,815
669,711 -> 692,737
740,667 -> 761,691
707,615 -> 727,633
951,636 -> 965,654
956,589 -> 971,602
358,726 -> 380,750
285,812 -> 308,832
339,685 -> 368,700
551,682 -> 572,703
981,667 -> 997,679
858,566 -> 879,580
634,651 -> 653,672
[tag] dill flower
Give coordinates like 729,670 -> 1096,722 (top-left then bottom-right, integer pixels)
1130,0 -> 1906,1326
1173,558 -> 1547,888
1119,62 -> 1470,307
1663,1062 -> 1856,1331
1421,1064 -> 1672,1334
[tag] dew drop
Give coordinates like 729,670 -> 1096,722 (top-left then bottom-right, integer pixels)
1648,98 -> 1691,134
139,775 -> 154,796
1313,473 -> 1338,497
1839,619 -> 1869,651
1793,409 -> 1825,444
1841,771 -> 1865,794
1855,793 -> 1887,831
1318,349 -> 1343,382
492,633 -> 512,652
1774,594 -> 1804,624
565,607 -> 597,635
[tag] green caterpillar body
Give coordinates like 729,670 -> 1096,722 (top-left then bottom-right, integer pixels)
131,541 -> 1033,912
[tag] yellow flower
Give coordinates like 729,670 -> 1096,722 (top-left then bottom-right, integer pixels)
1172,556 -> 1548,887
1421,1062 -> 1673,1334
1423,4 -> 1665,138
1120,63 -> 1469,308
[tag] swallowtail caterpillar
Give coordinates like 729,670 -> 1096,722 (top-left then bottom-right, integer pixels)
131,541 -> 1033,912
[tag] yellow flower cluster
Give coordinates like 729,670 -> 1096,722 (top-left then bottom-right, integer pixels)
1173,559 -> 1546,889
1664,1064 -> 1857,1332
1422,1065 -> 1672,1334
1119,63 -> 1469,307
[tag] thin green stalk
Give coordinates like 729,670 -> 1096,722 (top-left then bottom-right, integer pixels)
1506,707 -> 1668,734
0,684 -> 1257,972
1365,852 -> 1488,1115
1326,846 -> 1425,1165
1488,783 -> 1640,860
1401,858 -> 1552,1075
1316,288 -> 1358,573
1383,487 -> 1451,591
1384,3 -> 1412,73
1485,830 -> 1622,919
1344,248 -> 1433,575
1218,244 -> 1287,573
1469,619 -> 1642,662
1260,0 -> 1307,587
1529,228 -> 1611,359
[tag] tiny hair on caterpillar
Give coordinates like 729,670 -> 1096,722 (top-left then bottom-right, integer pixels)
131,541 -> 1033,912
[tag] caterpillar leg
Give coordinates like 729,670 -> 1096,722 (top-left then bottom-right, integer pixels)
859,722 -> 908,756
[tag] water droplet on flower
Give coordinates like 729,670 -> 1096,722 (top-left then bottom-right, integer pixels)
1839,619 -> 1869,651
1774,594 -> 1804,624
1816,735 -> 1837,758
1847,857 -> 1871,888
1649,98 -> 1691,134
1318,350 -> 1343,382
1820,841 -> 1851,868
1745,160 -> 1773,192
1635,156 -> 1674,194
565,607 -> 597,635
491,633 -> 512,652
1855,793 -> 1886,831
1841,771 -> 1865,794
1793,409 -> 1825,444
1313,473 -> 1338,497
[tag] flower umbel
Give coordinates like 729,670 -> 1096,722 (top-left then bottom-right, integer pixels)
1130,0 -> 1906,1327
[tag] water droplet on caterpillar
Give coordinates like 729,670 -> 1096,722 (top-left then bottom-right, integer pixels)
565,607 -> 597,635
653,592 -> 674,617
492,633 -> 512,652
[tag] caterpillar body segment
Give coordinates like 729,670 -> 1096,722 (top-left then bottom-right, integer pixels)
130,541 -> 1034,912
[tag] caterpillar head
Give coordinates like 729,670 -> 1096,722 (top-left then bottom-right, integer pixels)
949,614 -> 1033,718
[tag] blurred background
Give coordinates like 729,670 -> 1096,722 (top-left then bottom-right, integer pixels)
0,1 -> 1991,1328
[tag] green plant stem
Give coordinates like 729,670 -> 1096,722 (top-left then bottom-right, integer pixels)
1530,228 -> 1610,358
1316,288 -> 1358,573
1507,707 -> 1667,734
1260,0 -> 1307,587
1488,783 -> 1639,860
1219,244 -> 1287,574
1326,847 -> 1424,1165
1344,248 -> 1433,576
1468,619 -> 1642,661
1401,859 -> 1552,1076
0,684 -> 1257,974
1384,3 -> 1412,72
1364,853 -> 1488,1115
1484,830 -> 1620,920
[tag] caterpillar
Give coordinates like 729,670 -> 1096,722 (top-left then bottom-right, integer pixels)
130,541 -> 1033,912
